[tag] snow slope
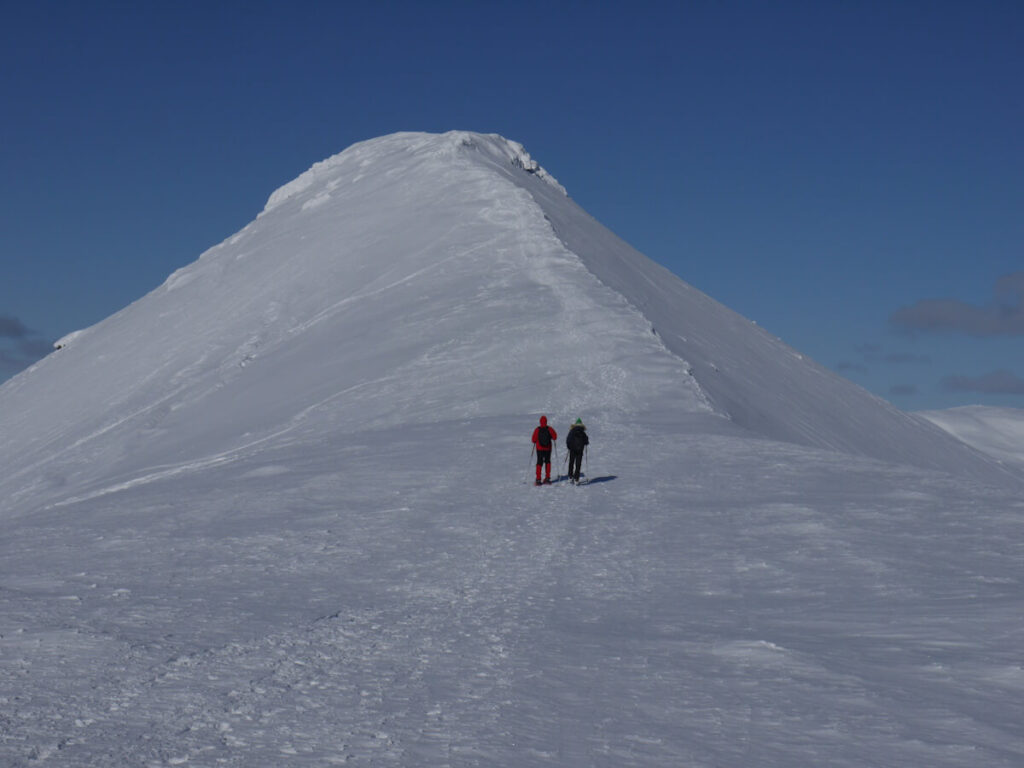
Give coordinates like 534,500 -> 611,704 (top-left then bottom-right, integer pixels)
0,132 -> 714,517
1,131 -> 1022,766
514,160 -> 1013,479
919,406 -> 1024,469
0,131 -> 1010,514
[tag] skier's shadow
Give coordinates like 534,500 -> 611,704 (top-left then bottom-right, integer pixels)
583,475 -> 617,485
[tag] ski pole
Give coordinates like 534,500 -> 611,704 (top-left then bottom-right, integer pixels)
528,445 -> 535,479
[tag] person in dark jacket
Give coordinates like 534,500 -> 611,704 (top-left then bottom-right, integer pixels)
566,418 -> 589,485
531,415 -> 557,485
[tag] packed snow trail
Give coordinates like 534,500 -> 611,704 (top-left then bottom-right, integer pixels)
3,413 -> 1023,767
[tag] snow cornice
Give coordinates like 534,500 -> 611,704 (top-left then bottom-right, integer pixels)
262,131 -> 565,215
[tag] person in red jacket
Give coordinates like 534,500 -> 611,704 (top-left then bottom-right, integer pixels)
531,415 -> 557,485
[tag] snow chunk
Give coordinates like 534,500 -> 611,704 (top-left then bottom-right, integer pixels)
163,267 -> 198,291
54,329 -> 88,350
263,153 -> 349,213
446,131 -> 567,195
504,140 -> 566,193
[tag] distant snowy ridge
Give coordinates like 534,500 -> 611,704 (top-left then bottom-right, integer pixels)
918,406 -> 1024,468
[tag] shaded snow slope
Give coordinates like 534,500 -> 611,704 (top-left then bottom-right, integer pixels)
510,170 -> 1011,481
919,406 -> 1024,469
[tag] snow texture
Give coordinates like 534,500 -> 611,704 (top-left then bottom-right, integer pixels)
1,131 -> 1022,767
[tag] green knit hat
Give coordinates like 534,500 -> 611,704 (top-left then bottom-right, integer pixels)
574,418 -> 583,425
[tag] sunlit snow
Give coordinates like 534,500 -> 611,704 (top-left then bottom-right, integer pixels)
1,131 -> 1022,767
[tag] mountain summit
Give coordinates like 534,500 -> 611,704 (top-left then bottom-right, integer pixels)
0,131 -> 1008,512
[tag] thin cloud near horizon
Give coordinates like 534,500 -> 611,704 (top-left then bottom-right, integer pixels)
942,370 -> 1024,395
0,313 -> 51,380
0,314 -> 31,339
890,272 -> 1024,337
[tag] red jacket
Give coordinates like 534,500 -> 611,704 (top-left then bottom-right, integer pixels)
531,420 -> 557,451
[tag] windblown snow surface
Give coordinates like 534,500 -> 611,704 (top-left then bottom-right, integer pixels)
2,131 -> 1022,767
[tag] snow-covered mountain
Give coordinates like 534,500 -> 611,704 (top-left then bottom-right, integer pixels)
0,131 -> 1010,514
2,132 -> 1022,766
919,405 -> 1024,469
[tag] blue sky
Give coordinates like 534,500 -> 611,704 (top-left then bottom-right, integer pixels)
1,0 -> 1021,411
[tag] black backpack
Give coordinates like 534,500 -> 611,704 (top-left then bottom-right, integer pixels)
567,426 -> 587,452
537,426 -> 552,448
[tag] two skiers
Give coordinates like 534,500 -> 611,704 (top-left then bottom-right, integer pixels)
531,415 -> 557,485
530,415 -> 588,485
566,418 -> 589,485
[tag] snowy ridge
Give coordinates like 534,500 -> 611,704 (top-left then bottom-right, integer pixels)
467,136 -> 1016,483
263,131 -> 564,215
